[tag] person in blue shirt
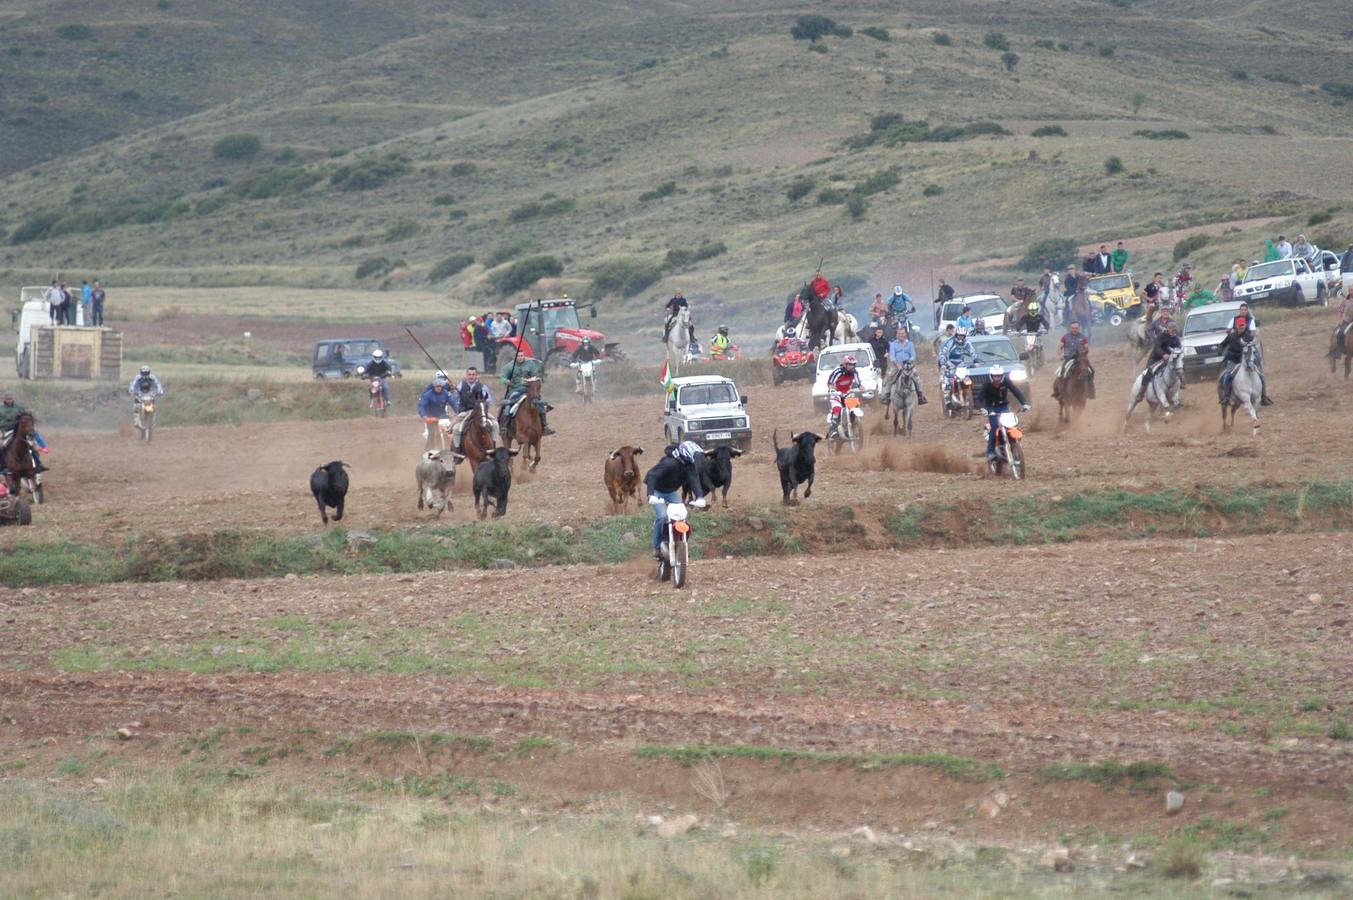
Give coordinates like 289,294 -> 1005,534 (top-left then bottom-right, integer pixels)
417,376 -> 454,448
955,305 -> 976,332
940,327 -> 980,397
886,285 -> 914,326
881,329 -> 927,405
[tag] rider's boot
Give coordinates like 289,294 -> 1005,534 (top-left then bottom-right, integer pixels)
539,404 -> 556,436
915,379 -> 928,405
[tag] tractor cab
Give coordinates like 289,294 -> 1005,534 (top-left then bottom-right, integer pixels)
497,297 -> 624,369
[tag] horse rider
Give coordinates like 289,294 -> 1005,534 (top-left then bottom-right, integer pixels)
829,285 -> 846,311
1134,320 -> 1183,407
361,349 -> 394,407
1007,278 -> 1036,330
643,440 -> 707,561
500,350 -> 556,435
570,336 -> 602,391
824,354 -> 864,437
940,327 -> 981,397
1051,323 -> 1095,400
448,366 -> 500,451
417,375 -> 454,448
663,290 -> 696,349
881,327 -> 928,406
709,326 -> 733,360
128,365 -> 165,425
0,391 -> 50,472
1218,311 -> 1272,406
810,269 -> 831,303
976,366 -> 1030,465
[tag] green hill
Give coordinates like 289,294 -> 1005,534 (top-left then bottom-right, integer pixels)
2,0 -> 1350,322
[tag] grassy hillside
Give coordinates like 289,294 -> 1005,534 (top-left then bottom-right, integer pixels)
1,0 -> 1351,328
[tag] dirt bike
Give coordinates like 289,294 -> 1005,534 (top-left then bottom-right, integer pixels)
828,389 -> 869,454
943,366 -> 974,420
368,378 -> 387,418
423,416 -> 453,451
983,409 -> 1027,480
21,466 -> 43,505
1021,332 -> 1045,374
135,393 -> 157,442
571,360 -> 598,404
653,497 -> 694,589
0,481 -> 32,526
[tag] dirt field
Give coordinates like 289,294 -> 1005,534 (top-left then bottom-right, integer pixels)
4,305 -> 1353,872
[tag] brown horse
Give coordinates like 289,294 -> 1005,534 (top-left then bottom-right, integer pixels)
1,412 -> 38,495
1056,348 -> 1093,423
1329,321 -> 1353,378
461,398 -> 497,475
505,377 -> 544,471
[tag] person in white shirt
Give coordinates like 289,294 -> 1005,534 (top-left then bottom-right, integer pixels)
1275,235 -> 1293,259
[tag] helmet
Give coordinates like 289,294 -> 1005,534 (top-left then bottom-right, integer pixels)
989,365 -> 1006,378
785,328 -> 796,338
892,285 -> 904,296
435,370 -> 448,380
955,327 -> 969,337
842,355 -> 857,365
718,325 -> 728,335
139,365 -> 151,376
372,349 -> 385,360
581,337 -> 591,345
676,440 -> 703,464
1027,302 -> 1040,313
433,377 -> 449,388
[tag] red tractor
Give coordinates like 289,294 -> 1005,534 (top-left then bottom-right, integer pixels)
495,298 -> 624,370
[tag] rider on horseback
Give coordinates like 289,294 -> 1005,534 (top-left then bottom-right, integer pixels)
976,366 -> 1030,464
1218,312 -> 1272,406
881,328 -> 928,406
1051,323 -> 1096,400
500,351 -> 556,436
824,355 -> 863,437
449,367 -> 500,450
128,365 -> 165,424
663,291 -> 696,351
1135,320 -> 1182,406
0,392 -> 49,473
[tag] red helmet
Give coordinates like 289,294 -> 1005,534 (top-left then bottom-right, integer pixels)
842,355 -> 857,365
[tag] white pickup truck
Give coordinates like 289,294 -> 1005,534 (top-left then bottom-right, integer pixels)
1232,257 -> 1329,307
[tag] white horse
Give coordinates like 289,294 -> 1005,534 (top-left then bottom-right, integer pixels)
665,306 -> 692,376
1221,342 -> 1262,436
830,311 -> 860,344
1123,348 -> 1183,433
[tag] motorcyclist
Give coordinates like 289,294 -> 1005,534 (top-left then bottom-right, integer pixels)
1218,312 -> 1272,406
709,326 -> 733,360
824,354 -> 863,437
976,365 -> 1030,464
881,329 -> 927,406
886,285 -> 913,327
448,367 -> 500,451
570,337 -> 602,392
940,327 -> 980,399
417,376 -> 454,448
1135,321 -> 1182,406
643,440 -> 707,560
361,349 -> 394,407
664,290 -> 696,349
128,365 -> 165,426
1023,301 -> 1047,335
1052,323 -> 1095,399
0,391 -> 50,472
500,350 -> 555,435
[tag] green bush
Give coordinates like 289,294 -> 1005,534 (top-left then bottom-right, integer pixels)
1307,209 -> 1335,227
1133,129 -> 1190,140
384,220 -> 419,242
1263,72 -> 1299,85
791,15 -> 850,42
355,257 -> 395,280
786,176 -> 815,202
231,166 -> 320,200
1098,46 -> 1115,58
695,240 -> 726,261
846,194 -> 868,220
447,209 -> 468,222
662,241 -> 726,272
428,254 -> 474,282
1019,238 -> 1079,271
1231,69 -> 1248,80
860,26 -> 890,42
1104,156 -> 1125,175
638,180 -> 677,202
1172,233 -> 1210,261
1321,82 -> 1353,100
807,43 -> 828,55
853,169 -> 899,197
816,187 -> 848,205
486,240 -> 530,267
509,197 -> 575,222
1031,124 -> 1067,137
590,258 -> 662,297
194,195 -> 228,216
10,211 -> 61,244
329,156 -> 410,191
491,256 -> 563,295
432,194 -> 455,206
55,24 -> 95,41
1001,51 -> 1020,72
932,31 -> 952,46
449,161 -> 477,177
922,184 -> 944,197
509,202 -> 543,222
1033,38 -> 1055,50
983,32 -> 1009,52
213,134 -> 262,161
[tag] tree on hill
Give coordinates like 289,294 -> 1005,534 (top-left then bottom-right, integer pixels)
791,15 -> 850,43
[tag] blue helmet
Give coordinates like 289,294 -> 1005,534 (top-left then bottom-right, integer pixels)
677,440 -> 703,463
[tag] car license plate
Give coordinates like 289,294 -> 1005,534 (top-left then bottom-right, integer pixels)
706,432 -> 732,440
1204,356 -> 1222,364
1248,291 -> 1269,299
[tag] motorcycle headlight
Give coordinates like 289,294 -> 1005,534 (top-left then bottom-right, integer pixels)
1009,370 -> 1027,382
862,391 -> 876,399
1183,346 -> 1196,356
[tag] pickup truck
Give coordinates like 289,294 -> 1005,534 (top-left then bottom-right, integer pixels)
663,375 -> 751,450
1232,258 -> 1329,307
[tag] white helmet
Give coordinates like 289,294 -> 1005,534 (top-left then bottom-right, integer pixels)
989,365 -> 1006,378
372,349 -> 385,360
892,285 -> 904,296
785,327 -> 796,337
955,327 -> 969,338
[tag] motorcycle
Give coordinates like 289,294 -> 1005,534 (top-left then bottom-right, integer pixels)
0,481 -> 32,526
652,496 -> 695,589
828,389 -> 871,454
423,416 -> 453,451
135,393 -> 157,442
983,409 -> 1026,480
571,359 -> 598,404
943,366 -> 974,420
1021,332 -> 1045,374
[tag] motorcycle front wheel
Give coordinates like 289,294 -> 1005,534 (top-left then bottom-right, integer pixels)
1008,440 -> 1025,480
671,537 -> 689,589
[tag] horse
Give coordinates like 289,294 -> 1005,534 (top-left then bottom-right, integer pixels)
1221,342 -> 1262,436
505,377 -> 545,470
830,311 -> 860,345
1123,348 -> 1183,433
665,306 -> 692,376
804,291 -> 838,351
1055,347 -> 1093,423
1128,305 -> 1155,369
461,398 -> 497,475
886,362 -> 918,437
1329,321 -> 1353,378
1,412 -> 38,496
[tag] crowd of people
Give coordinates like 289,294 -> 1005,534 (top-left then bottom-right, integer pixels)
458,311 -> 518,374
40,278 -> 107,326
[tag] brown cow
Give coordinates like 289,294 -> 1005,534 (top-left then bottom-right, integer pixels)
603,446 -> 644,511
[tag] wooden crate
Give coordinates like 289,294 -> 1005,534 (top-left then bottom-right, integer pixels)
29,327 -> 123,380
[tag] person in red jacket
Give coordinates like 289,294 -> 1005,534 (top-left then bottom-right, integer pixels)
810,269 -> 831,301
824,355 -> 863,436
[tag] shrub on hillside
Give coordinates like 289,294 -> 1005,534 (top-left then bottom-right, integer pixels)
448,161 -> 477,177
846,194 -> 868,220
213,134 -> 262,161
663,241 -> 726,270
231,166 -> 320,200
853,169 -> 899,197
590,258 -> 662,297
1231,69 -> 1248,80
786,176 -> 815,202
816,187 -> 848,205
384,220 -> 419,242
491,256 -> 563,295
1133,129 -> 1190,140
1263,72 -> 1298,85
1104,156 -> 1125,175
432,193 -> 455,206
860,26 -> 890,42
922,184 -> 944,197
807,43 -> 828,55
1321,82 -> 1353,100
1098,46 -> 1115,58
10,211 -> 60,244
638,180 -> 677,202
509,197 -> 576,222
355,257 -> 395,279
329,156 -> 410,191
486,240 -> 530,267
1031,124 -> 1067,137
983,32 -> 1009,52
791,15 -> 851,42
428,254 -> 474,282
1019,238 -> 1079,272
1172,234 -> 1210,261
55,24 -> 95,41
1001,51 -> 1020,72
1033,38 -> 1056,50
1307,209 -> 1335,227
932,31 -> 952,46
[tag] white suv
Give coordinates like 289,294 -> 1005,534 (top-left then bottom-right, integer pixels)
938,294 -> 1007,335
1233,257 -> 1329,307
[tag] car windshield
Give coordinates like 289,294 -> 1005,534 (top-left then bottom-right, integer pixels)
969,338 -> 1019,362
1090,274 -> 1131,291
1242,261 -> 1292,283
1185,309 -> 1236,334
818,347 -> 874,371
678,382 -> 737,406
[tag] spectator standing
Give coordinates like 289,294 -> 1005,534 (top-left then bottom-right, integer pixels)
1110,241 -> 1129,273
459,319 -> 474,360
90,280 -> 106,326
44,280 -> 62,325
1091,244 -> 1113,275
473,317 -> 495,374
1276,235 -> 1293,259
1263,239 -> 1280,262
80,280 -> 92,326
58,281 -> 73,325
1061,265 -> 1081,327
934,277 -> 955,329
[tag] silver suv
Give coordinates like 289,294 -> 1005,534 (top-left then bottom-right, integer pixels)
663,376 -> 752,450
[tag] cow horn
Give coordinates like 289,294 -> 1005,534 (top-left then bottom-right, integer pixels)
632,446 -> 643,455
704,448 -> 718,457
729,448 -> 745,457
450,452 -> 467,462
608,449 -> 620,460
